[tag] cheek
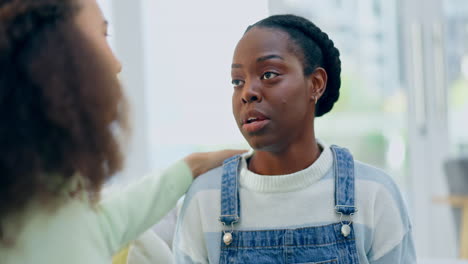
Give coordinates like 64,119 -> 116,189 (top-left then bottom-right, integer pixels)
232,92 -> 241,120
101,42 -> 120,71
275,84 -> 309,118
89,33 -> 119,71
272,86 -> 302,108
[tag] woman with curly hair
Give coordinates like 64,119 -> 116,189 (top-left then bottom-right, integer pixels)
0,0 -> 243,263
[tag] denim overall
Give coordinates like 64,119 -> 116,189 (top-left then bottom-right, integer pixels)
218,145 -> 360,264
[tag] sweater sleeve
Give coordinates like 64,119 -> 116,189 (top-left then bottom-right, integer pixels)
370,230 -> 417,264
367,177 -> 417,264
95,160 -> 193,255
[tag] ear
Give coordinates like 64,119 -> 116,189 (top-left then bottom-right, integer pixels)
306,67 -> 328,102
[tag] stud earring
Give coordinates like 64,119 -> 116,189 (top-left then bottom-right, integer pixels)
313,96 -> 318,105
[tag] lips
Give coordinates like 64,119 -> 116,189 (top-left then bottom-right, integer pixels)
241,110 -> 270,133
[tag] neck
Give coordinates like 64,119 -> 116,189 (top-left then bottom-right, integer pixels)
248,134 -> 321,176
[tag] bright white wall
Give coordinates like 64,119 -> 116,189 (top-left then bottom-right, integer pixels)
98,0 -> 269,178
98,1 -> 149,183
142,0 -> 269,170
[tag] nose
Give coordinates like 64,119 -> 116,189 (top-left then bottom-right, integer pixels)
241,81 -> 262,104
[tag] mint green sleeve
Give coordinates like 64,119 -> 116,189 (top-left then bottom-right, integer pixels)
95,160 -> 193,255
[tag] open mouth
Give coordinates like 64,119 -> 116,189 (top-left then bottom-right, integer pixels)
242,113 -> 270,133
245,117 -> 266,124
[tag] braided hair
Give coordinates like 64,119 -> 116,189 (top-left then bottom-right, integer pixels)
246,14 -> 341,117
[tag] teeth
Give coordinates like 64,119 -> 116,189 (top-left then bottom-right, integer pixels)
247,117 -> 257,123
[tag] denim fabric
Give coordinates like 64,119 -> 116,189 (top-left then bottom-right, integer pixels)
219,155 -> 242,225
332,145 -> 357,215
218,146 -> 359,264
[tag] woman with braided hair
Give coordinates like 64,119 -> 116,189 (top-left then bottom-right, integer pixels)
173,14 -> 416,264
0,0 -> 244,263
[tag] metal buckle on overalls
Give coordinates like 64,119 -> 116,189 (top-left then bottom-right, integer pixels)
220,222 -> 236,246
218,216 -> 238,246
334,206 -> 357,238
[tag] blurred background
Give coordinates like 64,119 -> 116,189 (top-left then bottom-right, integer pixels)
98,0 -> 468,262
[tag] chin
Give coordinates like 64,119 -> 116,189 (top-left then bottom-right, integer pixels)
244,136 -> 277,152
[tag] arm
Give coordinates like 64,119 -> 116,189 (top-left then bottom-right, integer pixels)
370,231 -> 416,264
368,184 -> 417,264
98,160 -> 193,255
95,150 -> 245,256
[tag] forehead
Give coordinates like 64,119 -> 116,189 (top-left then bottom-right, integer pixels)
76,0 -> 104,22
233,27 -> 294,61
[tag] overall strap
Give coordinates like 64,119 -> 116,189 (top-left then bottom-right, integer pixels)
330,145 -> 357,215
218,155 -> 242,226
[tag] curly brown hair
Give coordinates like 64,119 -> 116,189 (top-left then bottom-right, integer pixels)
0,0 -> 128,228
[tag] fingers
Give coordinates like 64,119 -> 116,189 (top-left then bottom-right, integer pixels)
184,149 -> 248,179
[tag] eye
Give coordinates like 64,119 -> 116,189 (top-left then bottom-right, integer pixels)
261,72 -> 279,80
231,79 -> 245,88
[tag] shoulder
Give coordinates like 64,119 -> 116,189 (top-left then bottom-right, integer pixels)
353,161 -> 404,200
1,200 -> 108,263
189,165 -> 223,194
352,162 -> 415,261
180,165 -> 223,213
353,160 -> 412,228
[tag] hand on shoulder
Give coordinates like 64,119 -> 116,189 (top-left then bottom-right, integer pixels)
184,149 -> 247,178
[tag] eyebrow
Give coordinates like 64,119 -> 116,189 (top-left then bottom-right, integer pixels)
231,54 -> 285,69
256,54 -> 284,62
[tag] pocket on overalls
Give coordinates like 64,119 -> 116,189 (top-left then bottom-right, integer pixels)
292,258 -> 338,264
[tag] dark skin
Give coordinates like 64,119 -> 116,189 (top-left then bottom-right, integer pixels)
231,27 -> 328,175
